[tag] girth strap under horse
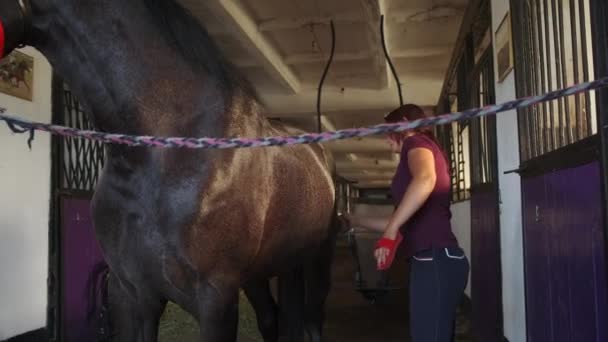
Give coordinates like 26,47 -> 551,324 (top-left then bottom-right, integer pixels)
0,0 -> 32,58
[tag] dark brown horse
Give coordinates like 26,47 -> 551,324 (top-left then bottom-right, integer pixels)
0,0 -> 339,341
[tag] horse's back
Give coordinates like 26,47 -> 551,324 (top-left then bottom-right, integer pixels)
266,120 -> 335,174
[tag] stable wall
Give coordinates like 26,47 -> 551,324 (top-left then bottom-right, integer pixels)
491,0 -> 527,341
0,47 -> 53,339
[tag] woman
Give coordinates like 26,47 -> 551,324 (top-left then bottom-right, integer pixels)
346,104 -> 469,342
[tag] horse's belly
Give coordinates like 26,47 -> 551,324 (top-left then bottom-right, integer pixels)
247,176 -> 335,277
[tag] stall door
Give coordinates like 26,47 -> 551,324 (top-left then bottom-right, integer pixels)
522,159 -> 607,342
60,197 -> 106,342
511,0 -> 608,340
468,49 -> 504,342
48,77 -> 107,341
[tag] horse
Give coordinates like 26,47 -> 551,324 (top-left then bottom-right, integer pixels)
1,0 -> 340,341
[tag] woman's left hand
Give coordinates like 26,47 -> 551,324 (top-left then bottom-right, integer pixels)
375,247 -> 389,267
374,227 -> 399,267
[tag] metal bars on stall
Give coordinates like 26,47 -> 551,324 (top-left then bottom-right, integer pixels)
512,0 -> 596,161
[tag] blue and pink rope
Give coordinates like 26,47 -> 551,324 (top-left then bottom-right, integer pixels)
2,76 -> 608,149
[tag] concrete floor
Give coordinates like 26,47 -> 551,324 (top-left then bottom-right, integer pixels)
158,241 -> 472,342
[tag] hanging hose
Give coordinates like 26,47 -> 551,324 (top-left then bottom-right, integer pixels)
317,20 -> 336,133
380,15 -> 403,106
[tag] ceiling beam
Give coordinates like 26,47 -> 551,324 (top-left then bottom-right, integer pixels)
338,168 -> 396,175
390,5 -> 466,24
205,0 -> 301,94
258,12 -> 363,31
336,159 -> 398,170
268,106 -> 435,119
256,6 -> 465,32
258,71 -> 441,114
392,45 -> 452,59
337,165 -> 397,172
339,173 -> 394,181
231,45 -> 452,68
325,139 -> 390,154
286,51 -> 373,65
281,45 -> 451,65
352,180 -> 392,188
269,107 -> 392,119
357,0 -> 387,89
320,116 -> 358,162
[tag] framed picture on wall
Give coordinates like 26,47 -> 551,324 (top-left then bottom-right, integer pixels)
495,11 -> 513,83
0,50 -> 34,101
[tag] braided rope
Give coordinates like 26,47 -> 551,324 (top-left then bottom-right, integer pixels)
2,76 -> 608,149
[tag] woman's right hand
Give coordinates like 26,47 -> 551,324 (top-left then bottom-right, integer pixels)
342,213 -> 352,222
342,214 -> 389,234
337,213 -> 353,233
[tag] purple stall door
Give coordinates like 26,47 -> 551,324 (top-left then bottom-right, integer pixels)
551,163 -> 607,342
523,162 -> 608,342
522,173 -> 554,342
470,185 -> 503,342
60,197 -> 107,342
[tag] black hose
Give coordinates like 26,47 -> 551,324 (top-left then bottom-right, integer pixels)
380,15 -> 403,106
317,20 -> 336,133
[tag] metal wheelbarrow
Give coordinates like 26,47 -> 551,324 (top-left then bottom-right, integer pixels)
344,203 -> 409,303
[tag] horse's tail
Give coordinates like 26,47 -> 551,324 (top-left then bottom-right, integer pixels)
276,209 -> 339,342
276,147 -> 339,341
277,265 -> 306,341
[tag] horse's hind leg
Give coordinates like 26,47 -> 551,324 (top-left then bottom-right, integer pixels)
107,272 -> 167,342
244,279 -> 279,342
304,232 -> 338,342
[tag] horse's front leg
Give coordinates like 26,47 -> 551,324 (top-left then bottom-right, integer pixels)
107,272 -> 167,342
197,280 -> 240,342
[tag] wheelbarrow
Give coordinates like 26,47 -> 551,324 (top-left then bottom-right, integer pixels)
343,203 -> 409,303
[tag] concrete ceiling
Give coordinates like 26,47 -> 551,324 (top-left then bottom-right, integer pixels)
178,0 -> 468,188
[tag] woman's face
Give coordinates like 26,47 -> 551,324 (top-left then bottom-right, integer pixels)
386,129 -> 417,153
386,133 -> 403,153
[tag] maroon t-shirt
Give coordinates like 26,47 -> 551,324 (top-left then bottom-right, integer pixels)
390,134 -> 459,257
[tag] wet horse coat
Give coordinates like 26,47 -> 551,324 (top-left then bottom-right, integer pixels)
3,0 -> 338,340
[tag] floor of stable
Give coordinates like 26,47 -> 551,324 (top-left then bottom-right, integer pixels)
158,240 -> 472,342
